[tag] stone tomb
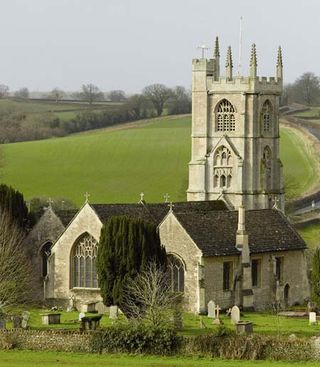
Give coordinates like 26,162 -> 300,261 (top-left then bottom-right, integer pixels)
231,305 -> 240,324
41,313 -> 61,325
207,300 -> 216,318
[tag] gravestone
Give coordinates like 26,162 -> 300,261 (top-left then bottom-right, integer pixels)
21,311 -> 30,329
79,312 -> 85,321
309,311 -> 317,325
0,317 -> 6,330
231,305 -> 240,324
67,295 -> 76,312
109,305 -> 118,320
13,316 -> 22,328
207,300 -> 216,318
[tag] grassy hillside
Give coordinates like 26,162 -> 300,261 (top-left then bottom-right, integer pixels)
0,98 -> 121,122
0,115 -> 317,206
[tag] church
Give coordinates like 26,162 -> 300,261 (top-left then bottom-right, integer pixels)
26,38 -> 310,313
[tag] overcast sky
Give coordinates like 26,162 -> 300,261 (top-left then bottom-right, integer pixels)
0,0 -> 318,93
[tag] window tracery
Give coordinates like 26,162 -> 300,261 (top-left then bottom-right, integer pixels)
168,254 -> 184,293
71,234 -> 98,288
216,99 -> 236,132
213,146 -> 233,189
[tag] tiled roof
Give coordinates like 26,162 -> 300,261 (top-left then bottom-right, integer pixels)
174,209 -> 306,256
90,200 -> 228,224
56,209 -> 78,227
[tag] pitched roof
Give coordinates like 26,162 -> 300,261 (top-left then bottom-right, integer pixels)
55,209 -> 78,227
174,209 -> 306,256
90,200 -> 227,224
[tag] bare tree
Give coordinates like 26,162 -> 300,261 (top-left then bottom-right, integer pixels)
0,84 -> 9,99
49,88 -> 65,103
107,90 -> 127,102
14,87 -> 29,100
143,84 -> 171,116
0,211 -> 33,311
123,262 -> 182,327
80,84 -> 104,104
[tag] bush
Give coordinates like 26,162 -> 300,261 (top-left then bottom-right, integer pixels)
90,323 -> 181,355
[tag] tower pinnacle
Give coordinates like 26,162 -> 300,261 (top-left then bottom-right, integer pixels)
225,46 -> 233,80
276,46 -> 283,80
214,36 -> 220,57
250,43 -> 257,78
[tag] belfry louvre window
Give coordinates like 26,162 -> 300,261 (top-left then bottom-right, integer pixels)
261,100 -> 272,132
71,234 -> 98,288
168,254 -> 185,292
216,99 -> 236,132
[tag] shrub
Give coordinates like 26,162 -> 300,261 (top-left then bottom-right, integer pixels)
90,323 -> 181,355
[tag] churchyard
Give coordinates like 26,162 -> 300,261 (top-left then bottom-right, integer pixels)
1,306 -> 320,337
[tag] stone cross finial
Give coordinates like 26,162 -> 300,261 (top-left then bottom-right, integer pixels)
164,193 -> 170,203
168,202 -> 174,211
272,196 -> 280,210
84,192 -> 90,203
197,44 -> 209,59
139,192 -> 145,202
47,198 -> 53,209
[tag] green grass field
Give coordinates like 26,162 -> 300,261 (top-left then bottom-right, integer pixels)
297,223 -> 320,249
0,116 -> 317,207
0,99 -> 122,123
280,126 -> 318,200
1,351 -> 319,367
1,351 -> 318,367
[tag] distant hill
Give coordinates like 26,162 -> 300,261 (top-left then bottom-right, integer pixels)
0,115 -> 317,206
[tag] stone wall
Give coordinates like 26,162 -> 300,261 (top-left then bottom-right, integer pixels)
159,212 -> 203,313
0,330 -> 91,352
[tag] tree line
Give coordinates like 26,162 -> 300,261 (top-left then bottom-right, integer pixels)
282,72 -> 320,106
0,83 -> 191,143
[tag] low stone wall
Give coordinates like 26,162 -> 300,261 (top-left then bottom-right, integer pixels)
0,329 -> 92,352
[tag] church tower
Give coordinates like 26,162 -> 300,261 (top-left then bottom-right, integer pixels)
187,38 -> 284,211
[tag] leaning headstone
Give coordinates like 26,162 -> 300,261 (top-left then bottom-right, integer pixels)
231,305 -> 240,324
207,300 -> 216,318
309,311 -> 317,325
79,312 -> 85,321
109,305 -> 118,320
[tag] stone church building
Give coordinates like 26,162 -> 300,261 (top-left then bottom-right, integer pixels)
26,39 -> 309,313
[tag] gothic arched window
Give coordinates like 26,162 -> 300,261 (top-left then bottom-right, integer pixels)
261,100 -> 273,132
213,146 -> 233,189
40,241 -> 52,277
168,254 -> 185,293
216,99 -> 236,132
71,234 -> 98,289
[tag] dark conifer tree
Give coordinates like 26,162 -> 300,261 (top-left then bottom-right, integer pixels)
97,216 -> 166,307
0,184 -> 30,229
